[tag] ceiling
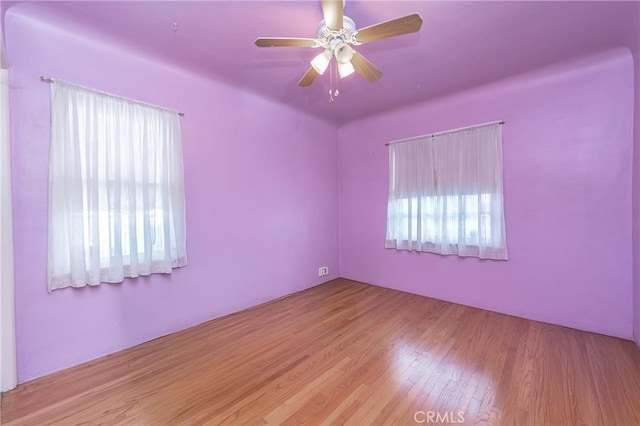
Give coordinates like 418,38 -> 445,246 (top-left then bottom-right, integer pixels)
3,1 -> 640,125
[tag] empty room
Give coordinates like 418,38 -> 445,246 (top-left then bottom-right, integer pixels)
1,0 -> 639,424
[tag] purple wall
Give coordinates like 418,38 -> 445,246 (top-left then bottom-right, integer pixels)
632,6 -> 640,349
338,49 -> 635,340
635,56 -> 640,347
6,6 -> 339,383
636,48 -> 640,346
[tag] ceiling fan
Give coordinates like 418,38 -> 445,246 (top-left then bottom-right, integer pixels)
255,0 -> 423,87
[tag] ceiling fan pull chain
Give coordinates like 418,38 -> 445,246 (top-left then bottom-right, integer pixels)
328,61 -> 341,102
329,61 -> 335,102
333,63 -> 340,97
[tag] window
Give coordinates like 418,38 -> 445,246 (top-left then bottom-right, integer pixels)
48,80 -> 187,290
385,122 -> 507,259
84,181 -> 169,264
392,194 -> 494,243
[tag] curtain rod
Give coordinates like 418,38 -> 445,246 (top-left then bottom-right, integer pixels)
385,120 -> 504,146
40,76 -> 185,117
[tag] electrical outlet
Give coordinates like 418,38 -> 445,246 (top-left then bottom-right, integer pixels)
318,266 -> 329,277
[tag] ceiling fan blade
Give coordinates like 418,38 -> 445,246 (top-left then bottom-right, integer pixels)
355,13 -> 423,44
255,38 -> 318,48
351,51 -> 383,83
298,66 -> 320,87
321,0 -> 344,31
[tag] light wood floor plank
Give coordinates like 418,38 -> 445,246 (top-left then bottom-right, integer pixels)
2,278 -> 639,425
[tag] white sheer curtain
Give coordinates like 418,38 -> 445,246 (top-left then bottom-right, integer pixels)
1,42 -> 18,391
48,80 -> 187,291
385,122 -> 507,260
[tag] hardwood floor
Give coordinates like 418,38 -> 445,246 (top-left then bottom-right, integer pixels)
2,278 -> 640,425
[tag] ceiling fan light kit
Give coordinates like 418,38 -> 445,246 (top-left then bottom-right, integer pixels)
255,0 -> 423,88
333,41 -> 354,65
338,61 -> 355,78
311,50 -> 332,75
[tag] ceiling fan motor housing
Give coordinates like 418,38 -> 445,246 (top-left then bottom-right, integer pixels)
316,15 -> 359,49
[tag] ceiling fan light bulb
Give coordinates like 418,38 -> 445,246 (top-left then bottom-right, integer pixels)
338,60 -> 355,78
334,42 -> 354,64
311,50 -> 332,75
